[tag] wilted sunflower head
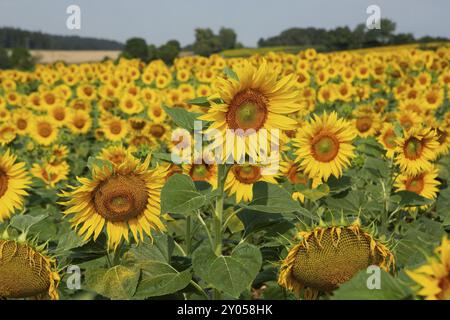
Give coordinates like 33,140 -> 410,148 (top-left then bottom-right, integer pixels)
278,222 -> 395,299
0,237 -> 60,300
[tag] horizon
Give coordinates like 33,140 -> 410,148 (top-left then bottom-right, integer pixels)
0,0 -> 449,47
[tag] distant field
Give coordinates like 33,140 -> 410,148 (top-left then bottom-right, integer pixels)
30,50 -> 121,64
220,42 -> 450,58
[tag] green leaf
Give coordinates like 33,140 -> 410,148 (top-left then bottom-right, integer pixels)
332,269 -> 412,300
224,67 -> 239,81
392,190 -> 433,207
241,182 -> 302,213
10,214 -> 48,232
162,105 -> 201,131
124,234 -> 192,298
87,156 -> 113,172
85,265 -> 140,300
297,184 -> 330,201
187,96 -> 210,107
192,243 -> 262,298
161,174 -> 207,214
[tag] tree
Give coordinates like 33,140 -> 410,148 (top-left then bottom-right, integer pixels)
218,27 -> 237,50
10,47 -> 33,70
122,38 -> 148,61
192,28 -> 221,56
0,47 -> 11,69
157,40 -> 181,64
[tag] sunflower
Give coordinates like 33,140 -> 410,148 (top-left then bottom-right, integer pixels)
394,166 -> 440,211
48,105 -> 69,127
377,123 -> 398,158
101,116 -> 128,141
295,112 -> 356,182
31,117 -> 59,146
407,236 -> 450,300
280,159 -> 321,203
0,237 -> 60,300
224,163 -> 279,203
0,150 -> 32,221
0,124 -> 16,146
31,162 -> 68,187
182,153 -> 218,189
12,108 -> 31,135
98,145 -> 131,167
119,94 -> 144,115
278,222 -> 395,299
147,104 -> 167,123
433,125 -> 450,158
67,110 -> 92,135
60,154 -> 169,250
352,113 -> 381,138
395,127 -> 439,175
199,60 -> 300,161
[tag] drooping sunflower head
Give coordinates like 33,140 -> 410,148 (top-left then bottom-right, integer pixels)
295,112 -> 356,182
278,222 -> 395,299
60,154 -> 169,250
0,235 -> 60,300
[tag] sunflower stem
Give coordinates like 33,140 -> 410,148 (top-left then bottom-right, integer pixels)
185,215 -> 192,255
212,164 -> 226,300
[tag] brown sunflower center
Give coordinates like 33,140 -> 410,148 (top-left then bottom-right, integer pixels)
405,175 -> 425,194
17,119 -> 28,130
311,133 -> 340,163
74,117 -> 86,129
232,164 -> 261,184
288,165 -> 308,185
109,121 -> 122,135
356,116 -> 373,133
437,129 -> 448,145
131,120 -> 146,130
150,124 -> 165,138
382,131 -> 397,149
226,89 -> 268,131
190,164 -> 210,181
93,175 -> 148,222
0,169 -> 8,197
37,122 -> 52,138
153,107 -> 162,117
54,108 -> 65,121
404,137 -> 423,160
437,274 -> 450,300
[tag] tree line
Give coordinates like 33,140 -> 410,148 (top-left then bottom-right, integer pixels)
257,19 -> 448,50
0,27 -> 123,50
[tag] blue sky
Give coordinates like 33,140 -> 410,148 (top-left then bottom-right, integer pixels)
0,0 -> 449,47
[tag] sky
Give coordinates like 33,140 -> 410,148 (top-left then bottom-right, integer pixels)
0,0 -> 449,47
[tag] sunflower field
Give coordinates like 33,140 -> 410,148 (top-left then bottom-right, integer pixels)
0,46 -> 450,301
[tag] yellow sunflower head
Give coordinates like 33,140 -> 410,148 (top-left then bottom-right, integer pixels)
199,60 -> 300,161
295,112 -> 356,182
60,154 -> 169,250
278,221 -> 395,299
395,127 -> 439,175
407,236 -> 450,300
0,149 -> 31,221
31,116 -> 59,146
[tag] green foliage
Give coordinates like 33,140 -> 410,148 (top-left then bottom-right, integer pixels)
122,37 -> 149,61
192,243 -> 262,298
